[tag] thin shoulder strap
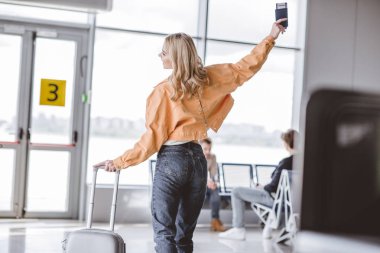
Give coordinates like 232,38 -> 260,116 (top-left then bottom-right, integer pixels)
196,91 -> 208,131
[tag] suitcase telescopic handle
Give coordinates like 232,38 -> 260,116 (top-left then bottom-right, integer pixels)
87,166 -> 120,232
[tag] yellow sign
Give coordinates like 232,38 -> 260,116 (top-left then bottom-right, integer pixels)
40,79 -> 66,106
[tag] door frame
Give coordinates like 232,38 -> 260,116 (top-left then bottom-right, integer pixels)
0,15 -> 92,219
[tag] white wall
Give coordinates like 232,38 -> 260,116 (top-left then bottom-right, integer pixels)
302,0 -> 380,99
292,0 -> 380,212
353,0 -> 380,92
295,0 -> 380,153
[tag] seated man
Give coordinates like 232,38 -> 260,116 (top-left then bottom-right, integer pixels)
200,138 -> 226,232
218,129 -> 298,240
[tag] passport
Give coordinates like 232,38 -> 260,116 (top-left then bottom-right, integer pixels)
275,2 -> 288,28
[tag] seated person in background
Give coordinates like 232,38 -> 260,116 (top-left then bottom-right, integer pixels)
200,138 -> 226,232
218,129 -> 298,240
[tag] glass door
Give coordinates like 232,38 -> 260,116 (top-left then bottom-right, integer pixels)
25,37 -> 79,217
0,33 -> 22,216
0,17 -> 90,218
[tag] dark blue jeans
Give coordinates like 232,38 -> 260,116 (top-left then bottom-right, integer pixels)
206,187 -> 221,219
152,142 -> 207,253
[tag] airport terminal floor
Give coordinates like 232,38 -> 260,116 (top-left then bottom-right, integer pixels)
0,219 -> 293,253
3,1 -> 380,252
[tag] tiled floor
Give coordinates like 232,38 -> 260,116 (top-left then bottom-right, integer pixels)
0,219 -> 294,253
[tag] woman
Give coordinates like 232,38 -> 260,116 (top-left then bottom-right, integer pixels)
95,18 -> 287,253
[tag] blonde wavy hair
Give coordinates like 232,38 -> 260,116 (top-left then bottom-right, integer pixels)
163,33 -> 208,100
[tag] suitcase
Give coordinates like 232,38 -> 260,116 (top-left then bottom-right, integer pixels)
62,166 -> 126,253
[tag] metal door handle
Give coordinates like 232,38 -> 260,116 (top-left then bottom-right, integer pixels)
18,128 -> 24,141
73,131 -> 78,144
80,55 -> 87,77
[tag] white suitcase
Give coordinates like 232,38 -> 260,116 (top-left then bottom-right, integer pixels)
62,166 -> 126,253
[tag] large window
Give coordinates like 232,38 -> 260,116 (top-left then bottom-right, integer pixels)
205,42 -> 295,164
89,0 -> 302,185
208,0 -> 299,47
88,30 -> 172,184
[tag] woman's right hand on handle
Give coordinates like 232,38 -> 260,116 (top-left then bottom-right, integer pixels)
269,18 -> 287,40
94,160 -> 117,172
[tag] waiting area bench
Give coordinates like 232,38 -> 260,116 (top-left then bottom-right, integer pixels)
252,170 -> 298,243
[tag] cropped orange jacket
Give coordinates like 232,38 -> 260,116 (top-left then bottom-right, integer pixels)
113,35 -> 275,169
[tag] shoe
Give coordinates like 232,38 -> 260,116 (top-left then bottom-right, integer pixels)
211,218 -> 226,232
262,225 -> 272,239
218,228 -> 246,240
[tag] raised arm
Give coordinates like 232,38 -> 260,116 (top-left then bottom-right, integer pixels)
232,18 -> 287,84
206,18 -> 287,94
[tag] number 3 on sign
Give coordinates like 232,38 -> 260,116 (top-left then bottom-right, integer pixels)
40,79 -> 66,106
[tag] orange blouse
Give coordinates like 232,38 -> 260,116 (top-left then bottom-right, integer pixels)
113,35 -> 275,169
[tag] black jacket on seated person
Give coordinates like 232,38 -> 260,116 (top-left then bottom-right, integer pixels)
264,155 -> 293,194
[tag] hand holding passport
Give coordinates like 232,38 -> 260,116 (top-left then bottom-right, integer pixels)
269,2 -> 288,39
